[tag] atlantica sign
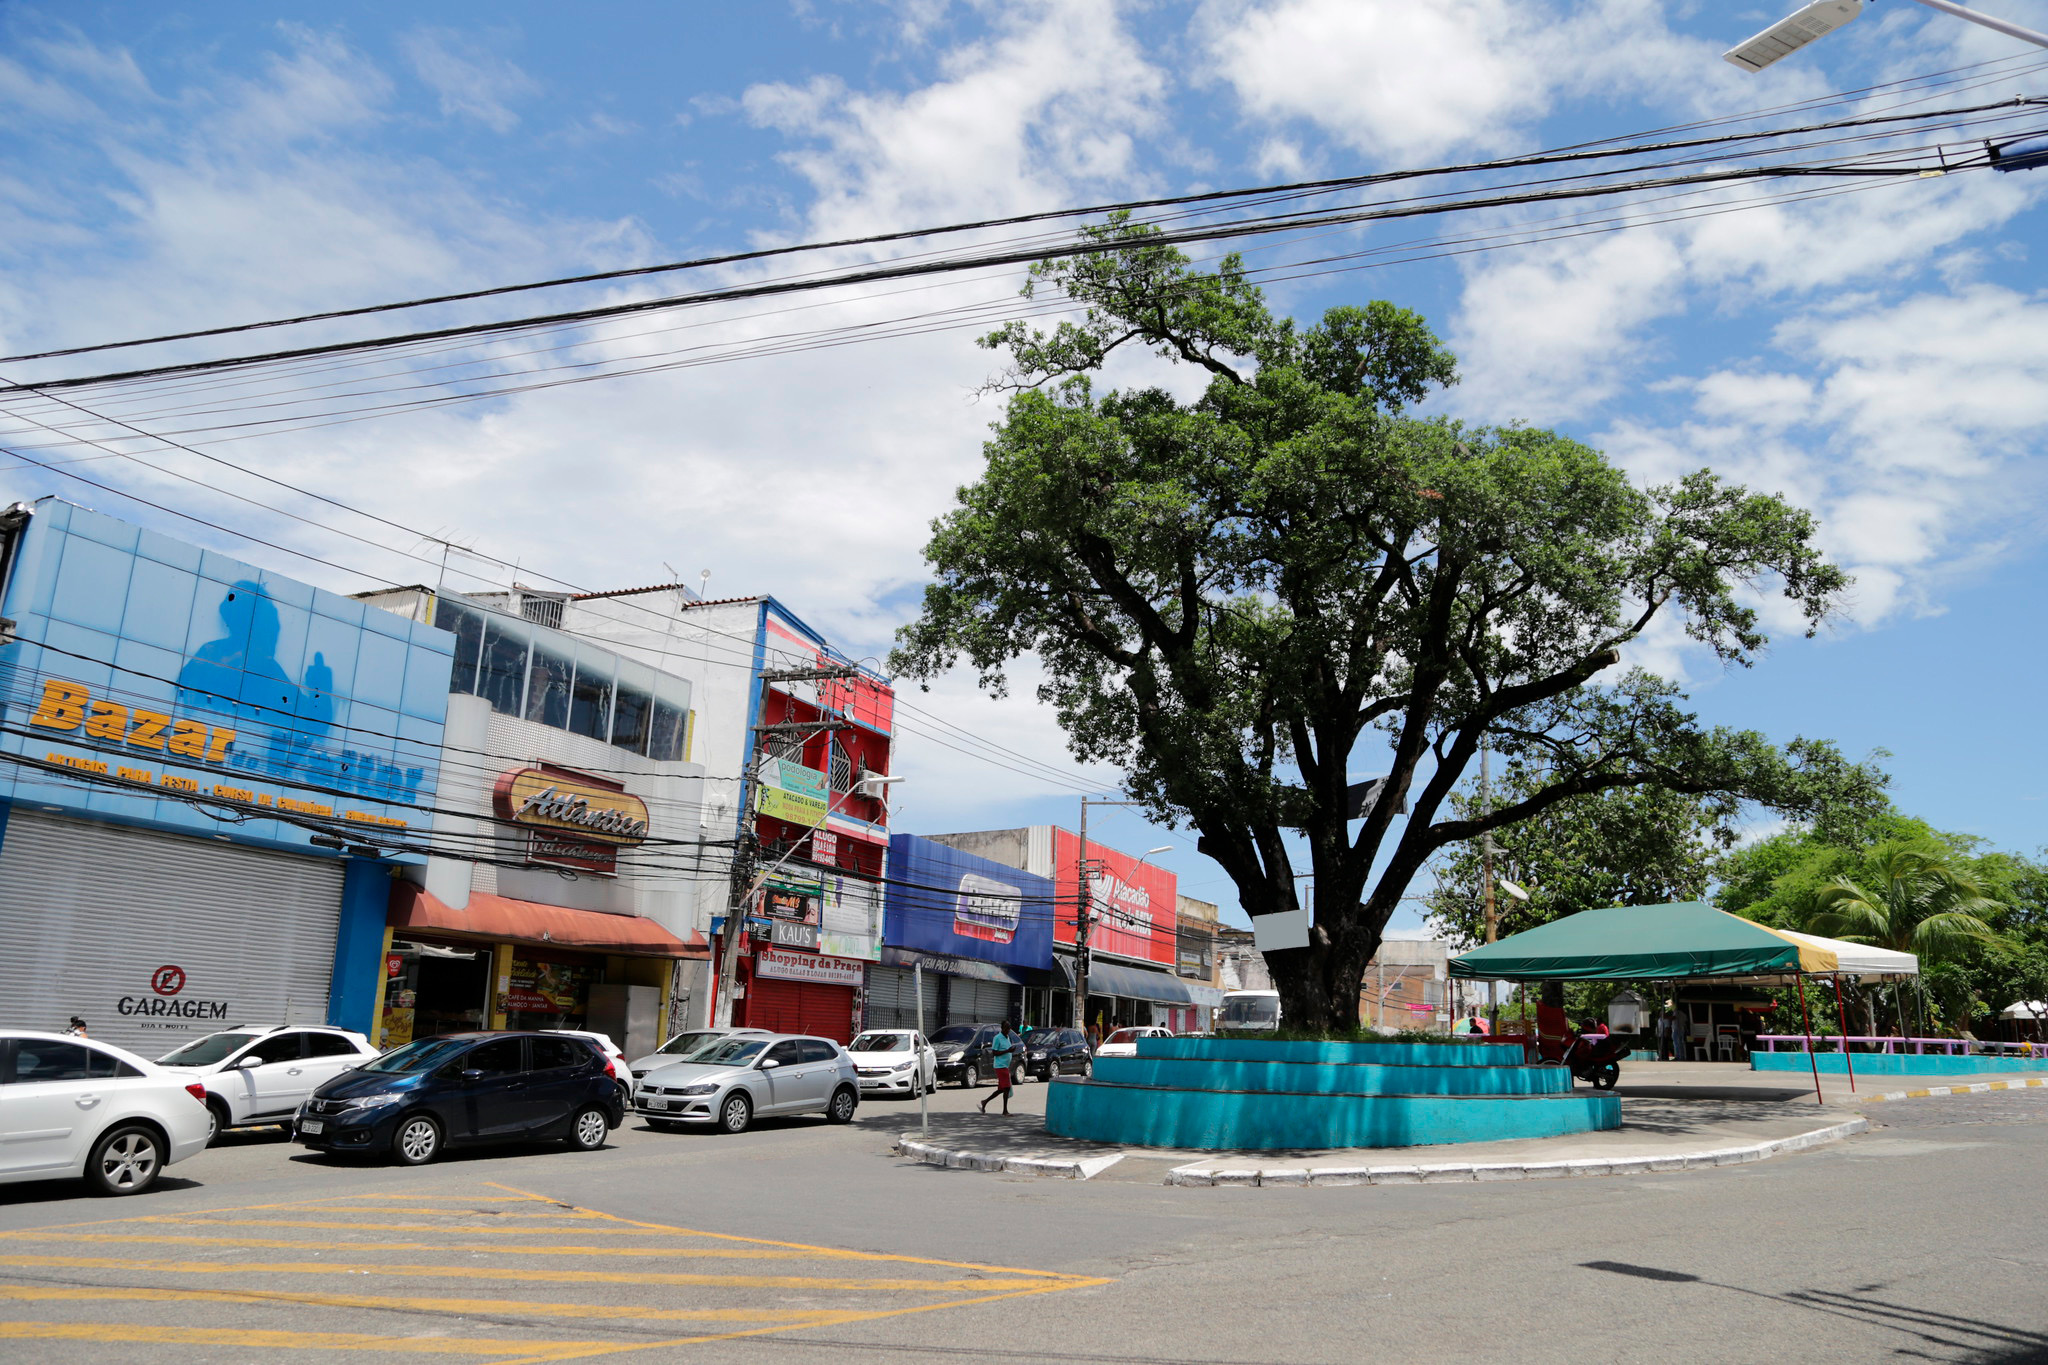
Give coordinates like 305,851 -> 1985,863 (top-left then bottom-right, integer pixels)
493,765 -> 650,876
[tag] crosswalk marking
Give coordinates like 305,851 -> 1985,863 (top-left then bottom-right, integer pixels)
0,1179 -> 1111,1362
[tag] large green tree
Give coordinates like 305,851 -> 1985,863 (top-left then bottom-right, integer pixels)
892,218 -> 1864,1031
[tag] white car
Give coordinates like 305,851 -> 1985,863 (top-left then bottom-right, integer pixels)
542,1029 -> 632,1105
156,1026 -> 378,1144
1,1030 -> 211,1195
846,1028 -> 937,1098
626,1027 -> 770,1083
1094,1026 -> 1174,1058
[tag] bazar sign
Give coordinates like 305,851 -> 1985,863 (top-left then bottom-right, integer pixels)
756,757 -> 828,827
754,946 -> 863,986
29,679 -> 234,762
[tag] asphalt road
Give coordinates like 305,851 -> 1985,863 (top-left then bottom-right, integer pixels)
2,1077 -> 2044,1364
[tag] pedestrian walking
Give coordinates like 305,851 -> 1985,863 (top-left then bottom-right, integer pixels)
979,1021 -> 1017,1116
62,1016 -> 88,1038
1656,1007 -> 1674,1060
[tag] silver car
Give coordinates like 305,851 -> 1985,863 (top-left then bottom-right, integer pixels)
625,1027 -> 770,1085
633,1034 -> 858,1134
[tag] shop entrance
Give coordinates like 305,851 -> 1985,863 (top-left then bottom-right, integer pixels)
383,940 -> 491,1047
504,950 -> 606,1032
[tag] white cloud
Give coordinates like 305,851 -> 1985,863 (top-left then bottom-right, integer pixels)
1200,0 -> 1784,165
399,27 -> 538,133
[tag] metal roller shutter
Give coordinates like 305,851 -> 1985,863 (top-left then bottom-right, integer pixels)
943,978 -> 1015,1027
863,965 -> 940,1031
745,976 -> 855,1043
0,811 -> 346,1055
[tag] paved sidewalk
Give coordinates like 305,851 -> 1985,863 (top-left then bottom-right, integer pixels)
892,1059 -> 2048,1188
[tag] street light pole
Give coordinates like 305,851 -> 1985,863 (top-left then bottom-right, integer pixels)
1073,796 -> 1148,1036
1480,742 -> 1499,1032
1905,0 -> 2048,49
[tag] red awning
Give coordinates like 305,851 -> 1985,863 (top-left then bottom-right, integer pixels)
388,882 -> 707,958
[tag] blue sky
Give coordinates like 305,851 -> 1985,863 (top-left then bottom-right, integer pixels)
3,1 -> 2045,930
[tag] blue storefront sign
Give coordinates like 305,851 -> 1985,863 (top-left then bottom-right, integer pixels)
884,834 -> 1054,971
0,499 -> 453,853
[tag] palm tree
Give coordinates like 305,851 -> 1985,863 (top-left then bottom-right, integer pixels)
1801,840 -> 2004,1034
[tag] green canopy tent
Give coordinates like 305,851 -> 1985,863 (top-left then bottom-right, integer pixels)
1448,902 -> 1843,1102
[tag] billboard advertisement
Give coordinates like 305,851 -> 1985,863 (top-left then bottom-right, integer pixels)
0,500 -> 454,855
1050,828 -> 1177,966
884,834 -> 1054,971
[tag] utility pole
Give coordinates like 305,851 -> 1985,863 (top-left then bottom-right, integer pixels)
1480,741 -> 1499,1032
713,661 -> 865,1028
1072,796 -> 1147,1035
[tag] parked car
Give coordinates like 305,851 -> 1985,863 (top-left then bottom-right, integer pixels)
929,1023 -> 1024,1088
633,1034 -> 858,1134
156,1025 -> 379,1144
542,1029 -> 631,1106
626,1027 -> 770,1083
846,1029 -> 936,1098
1095,1026 -> 1173,1058
1021,1027 -> 1094,1081
1,1030 -> 211,1196
293,1031 -> 623,1166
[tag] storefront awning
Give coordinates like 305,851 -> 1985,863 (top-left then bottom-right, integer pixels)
879,946 -> 1027,986
389,883 -> 706,958
1056,954 -> 1224,1007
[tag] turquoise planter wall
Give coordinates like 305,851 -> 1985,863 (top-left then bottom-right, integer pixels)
1095,1056 -> 1574,1096
1144,1038 -> 1520,1067
1752,1052 -> 2048,1077
1045,1037 -> 1619,1151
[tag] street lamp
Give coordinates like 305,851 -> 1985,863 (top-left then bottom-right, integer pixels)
1725,0 -> 2048,72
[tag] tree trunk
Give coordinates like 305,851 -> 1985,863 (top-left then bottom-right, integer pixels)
1265,929 -> 1373,1034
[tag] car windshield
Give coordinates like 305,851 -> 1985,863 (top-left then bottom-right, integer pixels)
930,1026 -> 979,1046
1220,995 -> 1280,1026
850,1032 -> 911,1052
655,1031 -> 724,1058
1104,1028 -> 1143,1045
692,1038 -> 766,1066
156,1032 -> 263,1066
360,1037 -> 476,1074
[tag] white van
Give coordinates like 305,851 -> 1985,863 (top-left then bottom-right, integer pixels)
1218,990 -> 1281,1031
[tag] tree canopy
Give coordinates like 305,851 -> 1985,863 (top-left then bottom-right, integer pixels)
892,216 -> 1876,1031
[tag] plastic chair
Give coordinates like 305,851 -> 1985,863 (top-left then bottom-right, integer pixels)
1716,1033 -> 1737,1061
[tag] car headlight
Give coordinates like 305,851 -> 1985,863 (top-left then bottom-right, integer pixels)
331,1093 -> 403,1112
889,1059 -> 914,1071
677,1083 -> 719,1097
947,1051 -> 964,1062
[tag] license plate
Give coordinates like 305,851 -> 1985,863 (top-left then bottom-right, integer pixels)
299,1119 -> 324,1134
643,1098 -> 670,1110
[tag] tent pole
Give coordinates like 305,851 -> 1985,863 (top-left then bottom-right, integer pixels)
1833,974 -> 1856,1094
1796,974 -> 1824,1106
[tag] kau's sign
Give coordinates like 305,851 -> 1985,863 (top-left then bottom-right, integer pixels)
493,765 -> 650,876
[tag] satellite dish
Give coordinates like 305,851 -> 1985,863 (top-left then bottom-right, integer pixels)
1498,879 -> 1531,902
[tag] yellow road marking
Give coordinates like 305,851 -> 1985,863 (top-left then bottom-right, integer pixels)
0,1231 -> 892,1260
117,1216 -> 868,1241
0,1286 -> 860,1323
266,1206 -> 606,1218
0,1323 -> 625,1358
478,1179 -> 1103,1281
0,1254 -> 1070,1293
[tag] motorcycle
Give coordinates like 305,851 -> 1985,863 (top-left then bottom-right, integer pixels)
1534,1003 -> 1629,1090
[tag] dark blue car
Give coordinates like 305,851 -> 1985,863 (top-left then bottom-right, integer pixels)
293,1032 -> 624,1166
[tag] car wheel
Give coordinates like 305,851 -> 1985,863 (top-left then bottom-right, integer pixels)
567,1106 -> 610,1151
204,1099 -> 230,1147
86,1125 -> 163,1197
616,1081 -> 633,1109
1081,1058 -> 1093,1079
826,1086 -> 857,1124
908,1073 -> 923,1099
391,1113 -> 442,1166
718,1091 -> 753,1135
962,1065 -> 979,1090
1013,1064 -> 1025,1086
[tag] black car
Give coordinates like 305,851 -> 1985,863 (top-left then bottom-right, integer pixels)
1021,1027 -> 1093,1081
294,1031 -> 624,1166
929,1024 -> 1025,1087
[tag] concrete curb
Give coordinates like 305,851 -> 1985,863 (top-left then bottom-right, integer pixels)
897,1119 -> 1869,1187
1162,1118 -> 1869,1186
1857,1076 -> 2048,1104
895,1136 -> 1125,1180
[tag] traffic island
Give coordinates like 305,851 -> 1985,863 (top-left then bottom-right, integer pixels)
1045,1037 -> 1619,1150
